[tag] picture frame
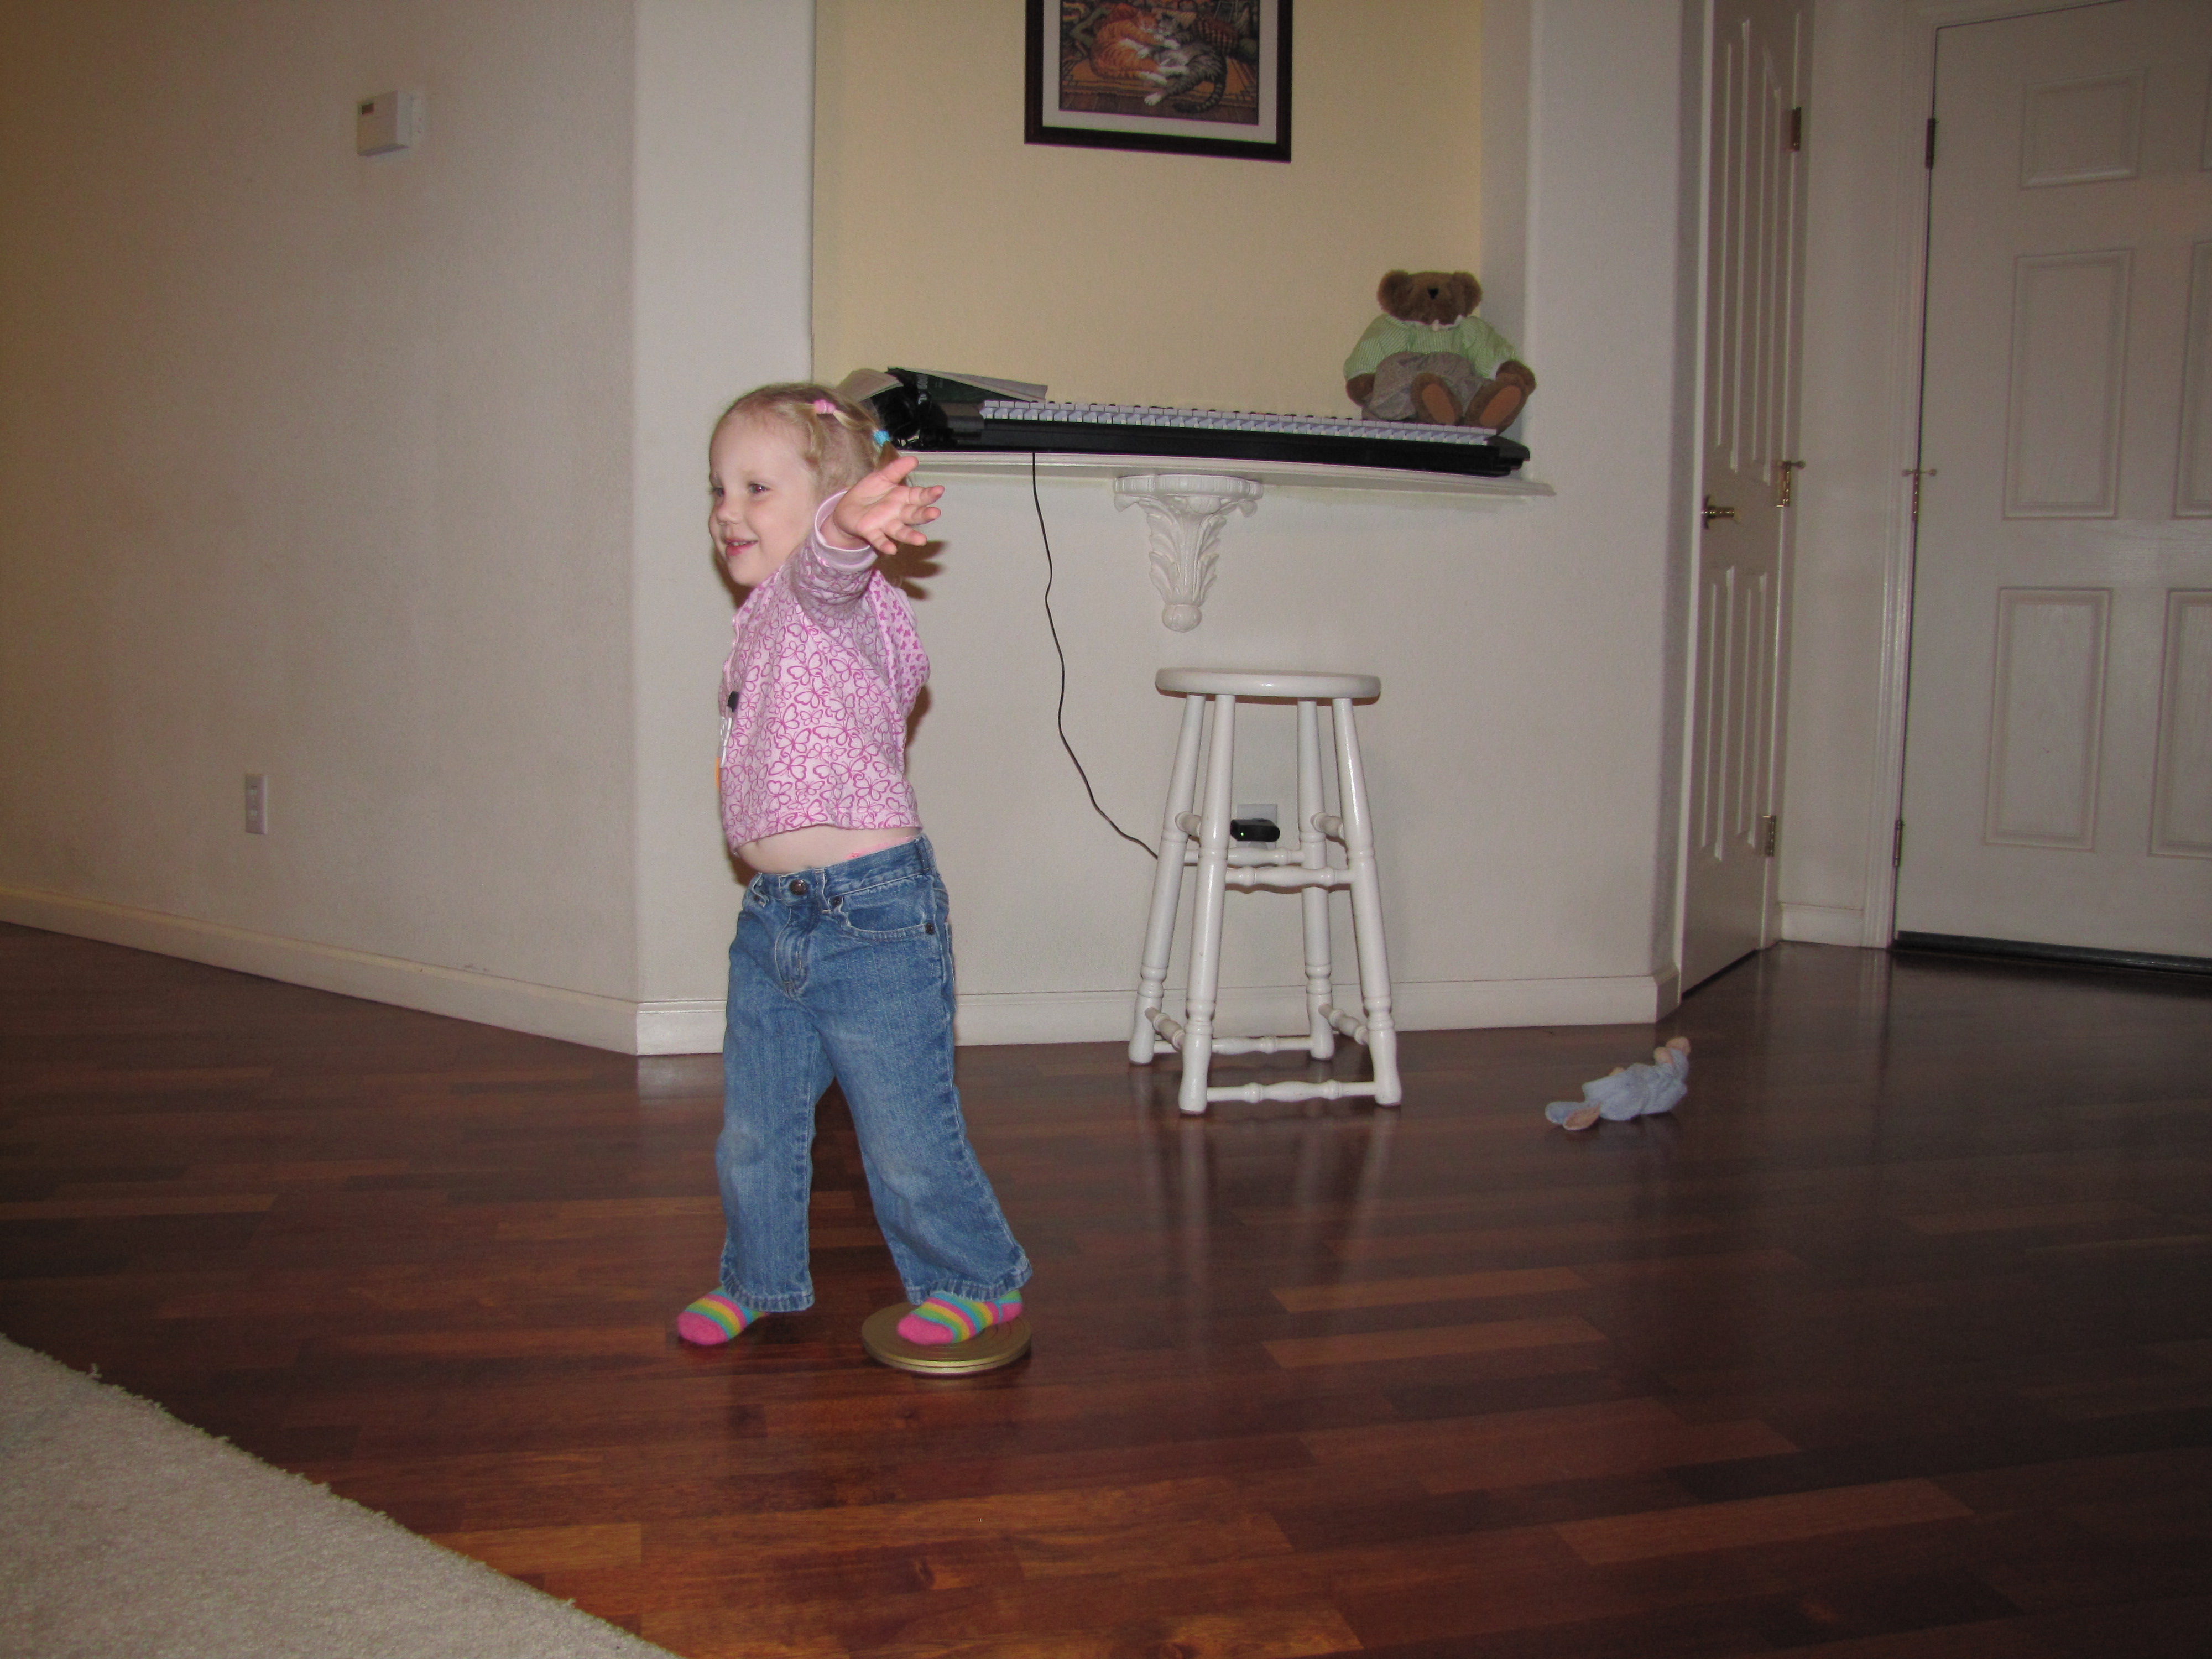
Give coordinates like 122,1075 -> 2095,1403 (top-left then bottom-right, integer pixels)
1025,1 -> 1292,164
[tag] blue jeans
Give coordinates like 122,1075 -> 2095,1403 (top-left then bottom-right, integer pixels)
716,836 -> 1030,1311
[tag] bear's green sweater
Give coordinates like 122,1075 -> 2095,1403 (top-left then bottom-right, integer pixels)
1343,314 -> 1518,383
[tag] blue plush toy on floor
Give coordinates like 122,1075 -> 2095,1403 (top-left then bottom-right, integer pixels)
1545,1036 -> 1691,1131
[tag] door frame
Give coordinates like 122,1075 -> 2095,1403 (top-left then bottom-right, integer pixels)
1850,0 -> 2122,947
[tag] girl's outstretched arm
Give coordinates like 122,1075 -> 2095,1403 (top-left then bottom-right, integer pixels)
829,453 -> 943,556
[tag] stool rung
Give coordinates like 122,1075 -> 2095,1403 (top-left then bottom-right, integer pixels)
1209,1033 -> 1320,1056
1228,868 -> 1345,892
1313,812 -> 1345,838
1321,1003 -> 1369,1042
1205,1078 -> 1382,1104
1184,847 -> 1319,869
1147,1008 -> 1187,1050
1172,845 -> 1345,884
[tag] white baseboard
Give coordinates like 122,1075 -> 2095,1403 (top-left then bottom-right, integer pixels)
3,886 -> 1679,1056
1781,902 -> 1868,947
0,885 -> 641,1053
635,998 -> 725,1056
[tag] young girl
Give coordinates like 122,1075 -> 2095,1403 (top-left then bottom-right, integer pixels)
675,383 -> 1030,1351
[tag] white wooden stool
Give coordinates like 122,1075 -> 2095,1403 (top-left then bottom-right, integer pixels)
1129,669 -> 1401,1114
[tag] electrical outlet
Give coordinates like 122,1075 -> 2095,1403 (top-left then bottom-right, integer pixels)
244,773 -> 269,836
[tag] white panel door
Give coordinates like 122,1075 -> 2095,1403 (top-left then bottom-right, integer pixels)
1682,0 -> 1809,991
1897,0 -> 2212,960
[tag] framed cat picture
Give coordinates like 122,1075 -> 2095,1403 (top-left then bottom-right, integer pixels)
1025,1 -> 1291,163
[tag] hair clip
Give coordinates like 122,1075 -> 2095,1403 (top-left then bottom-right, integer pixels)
872,429 -> 890,446
811,398 -> 837,415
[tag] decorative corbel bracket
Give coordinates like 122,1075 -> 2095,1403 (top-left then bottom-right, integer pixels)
1112,473 -> 1262,631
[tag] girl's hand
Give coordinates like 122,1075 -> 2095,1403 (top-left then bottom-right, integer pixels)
830,454 -> 943,556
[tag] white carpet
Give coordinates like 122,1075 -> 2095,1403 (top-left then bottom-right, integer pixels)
0,1337 -> 675,1659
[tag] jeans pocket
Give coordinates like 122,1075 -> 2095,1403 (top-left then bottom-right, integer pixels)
831,874 -> 936,943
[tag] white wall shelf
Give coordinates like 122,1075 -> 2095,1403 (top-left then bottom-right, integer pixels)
909,447 -> 1556,500
908,450 -> 1552,630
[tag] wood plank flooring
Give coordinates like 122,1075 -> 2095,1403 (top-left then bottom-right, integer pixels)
3,922 -> 2209,1657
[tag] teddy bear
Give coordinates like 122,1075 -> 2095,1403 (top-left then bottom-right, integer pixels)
1343,270 -> 1537,430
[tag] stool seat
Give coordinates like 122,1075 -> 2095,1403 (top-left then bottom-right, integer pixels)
1156,668 -> 1381,702
1131,670 -> 1400,1114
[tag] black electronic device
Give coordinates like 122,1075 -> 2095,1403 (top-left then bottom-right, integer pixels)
862,368 -> 1530,479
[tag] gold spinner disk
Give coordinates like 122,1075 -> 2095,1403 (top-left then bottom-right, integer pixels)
860,1304 -> 1031,1375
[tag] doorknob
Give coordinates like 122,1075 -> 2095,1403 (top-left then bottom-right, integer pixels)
1702,495 -> 1738,525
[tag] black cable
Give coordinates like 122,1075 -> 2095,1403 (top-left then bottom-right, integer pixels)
1032,451 -> 1156,859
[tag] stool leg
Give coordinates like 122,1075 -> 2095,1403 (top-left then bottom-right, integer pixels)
1131,694 -> 1206,1063
1333,698 -> 1401,1106
1180,695 -> 1237,1115
1296,700 -> 1335,1060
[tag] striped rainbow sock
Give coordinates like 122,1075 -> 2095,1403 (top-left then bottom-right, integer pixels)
895,1293 -> 1022,1347
676,1291 -> 761,1346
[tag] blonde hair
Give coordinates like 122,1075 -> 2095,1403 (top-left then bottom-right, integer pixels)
713,382 -> 888,498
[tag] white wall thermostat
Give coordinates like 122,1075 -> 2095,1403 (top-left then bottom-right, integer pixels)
356,90 -> 423,156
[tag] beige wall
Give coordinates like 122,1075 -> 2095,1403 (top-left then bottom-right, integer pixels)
0,0 -> 817,1049
1777,0 -> 1954,951
827,0 -> 1707,1042
0,0 -> 639,1005
1776,1 -> 1909,947
812,1 -> 1488,417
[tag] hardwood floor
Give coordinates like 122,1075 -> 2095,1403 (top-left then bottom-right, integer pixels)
3,921 -> 2209,1657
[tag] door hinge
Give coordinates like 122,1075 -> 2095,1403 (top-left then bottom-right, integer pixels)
1763,815 -> 1780,858
1789,106 -> 1806,153
1776,459 -> 1805,508
1903,466 -> 1937,523
1892,818 -> 1906,867
1924,116 -> 1938,168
